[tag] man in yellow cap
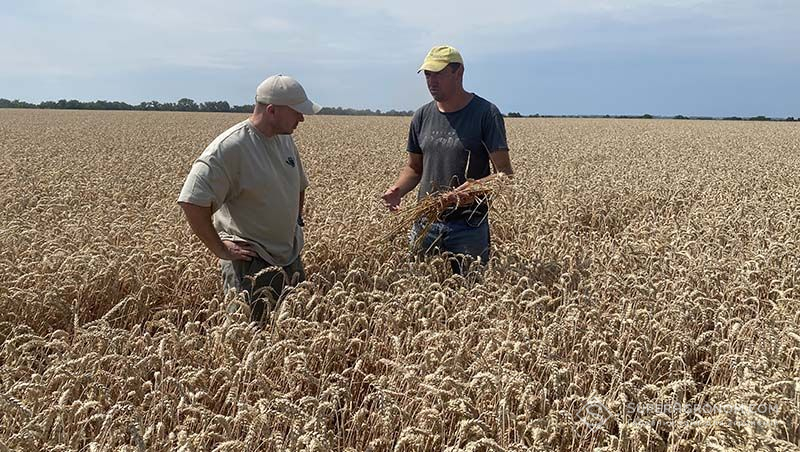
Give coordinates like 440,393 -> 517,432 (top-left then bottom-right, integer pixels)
382,45 -> 514,273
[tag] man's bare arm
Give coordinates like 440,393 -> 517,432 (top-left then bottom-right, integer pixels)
447,150 -> 513,203
179,202 -> 257,261
381,153 -> 424,211
488,150 -> 513,177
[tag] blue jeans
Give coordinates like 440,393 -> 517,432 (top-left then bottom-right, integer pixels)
410,216 -> 490,274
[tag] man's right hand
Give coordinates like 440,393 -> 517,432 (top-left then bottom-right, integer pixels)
382,154 -> 422,212
381,187 -> 403,212
219,240 -> 258,261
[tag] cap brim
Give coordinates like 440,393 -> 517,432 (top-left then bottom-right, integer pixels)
289,98 -> 322,115
417,60 -> 450,73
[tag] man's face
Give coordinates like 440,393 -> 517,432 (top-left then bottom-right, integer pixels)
272,105 -> 305,134
424,64 -> 460,102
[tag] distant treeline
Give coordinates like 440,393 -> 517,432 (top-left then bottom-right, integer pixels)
0,98 -> 412,116
0,98 -> 794,121
506,112 -> 799,121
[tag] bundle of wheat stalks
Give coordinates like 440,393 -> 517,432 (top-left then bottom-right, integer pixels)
384,172 -> 510,242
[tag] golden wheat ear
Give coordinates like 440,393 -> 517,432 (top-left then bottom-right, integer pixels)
382,173 -> 510,243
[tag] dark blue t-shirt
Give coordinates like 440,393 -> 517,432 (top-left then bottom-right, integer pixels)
407,95 -> 508,218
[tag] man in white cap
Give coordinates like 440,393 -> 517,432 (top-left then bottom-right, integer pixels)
178,74 -> 321,322
382,45 -> 513,274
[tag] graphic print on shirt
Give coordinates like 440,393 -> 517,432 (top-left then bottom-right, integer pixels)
427,129 -> 462,151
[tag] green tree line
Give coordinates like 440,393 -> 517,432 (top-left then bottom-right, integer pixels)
0,98 -> 413,116
506,111 -> 798,121
1,98 -> 793,120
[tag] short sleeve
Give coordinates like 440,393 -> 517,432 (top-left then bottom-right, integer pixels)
482,104 -> 509,153
177,158 -> 231,212
406,109 -> 423,154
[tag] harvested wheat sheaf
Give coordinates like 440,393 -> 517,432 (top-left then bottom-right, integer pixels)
383,172 -> 510,244
1,110 -> 800,451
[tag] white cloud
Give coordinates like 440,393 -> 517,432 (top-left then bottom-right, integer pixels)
0,0 -> 300,77
2,0 -> 795,78
304,0 -> 797,57
1,0 -> 796,108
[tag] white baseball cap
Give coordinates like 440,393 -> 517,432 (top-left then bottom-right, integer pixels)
255,74 -> 321,115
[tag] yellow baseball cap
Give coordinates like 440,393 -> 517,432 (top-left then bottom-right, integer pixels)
417,45 -> 463,73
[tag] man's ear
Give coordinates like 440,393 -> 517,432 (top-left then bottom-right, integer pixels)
266,104 -> 276,114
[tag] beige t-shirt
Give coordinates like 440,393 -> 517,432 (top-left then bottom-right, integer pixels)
178,119 -> 309,266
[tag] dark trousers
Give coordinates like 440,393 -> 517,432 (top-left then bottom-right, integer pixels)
220,256 -> 305,322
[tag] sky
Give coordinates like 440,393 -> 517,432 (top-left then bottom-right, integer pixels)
1,0 -> 798,117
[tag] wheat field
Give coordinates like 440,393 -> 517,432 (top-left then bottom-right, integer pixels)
1,109 -> 799,451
